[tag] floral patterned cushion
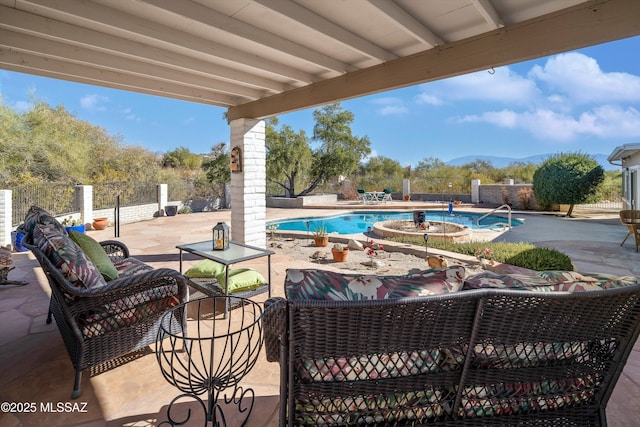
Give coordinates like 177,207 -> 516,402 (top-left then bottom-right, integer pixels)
463,270 -> 637,292
78,284 -> 180,338
114,257 -> 155,277
285,267 -> 465,301
33,223 -> 106,290
298,349 -> 442,383
20,205 -> 67,238
295,389 -> 446,426
460,375 -> 598,418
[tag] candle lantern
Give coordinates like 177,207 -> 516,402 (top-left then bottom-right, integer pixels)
212,222 -> 230,250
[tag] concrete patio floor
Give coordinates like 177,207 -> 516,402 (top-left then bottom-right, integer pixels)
1,203 -> 639,426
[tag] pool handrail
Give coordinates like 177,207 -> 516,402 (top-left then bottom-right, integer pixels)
475,204 -> 512,230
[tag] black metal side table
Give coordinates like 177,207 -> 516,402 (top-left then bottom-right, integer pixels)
156,297 -> 263,427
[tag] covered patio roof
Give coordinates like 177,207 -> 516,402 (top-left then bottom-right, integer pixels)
2,0 -> 640,121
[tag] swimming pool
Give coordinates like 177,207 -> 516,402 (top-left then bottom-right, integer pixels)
269,210 -> 522,235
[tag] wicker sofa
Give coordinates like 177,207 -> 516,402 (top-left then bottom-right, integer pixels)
264,267 -> 640,426
21,206 -> 188,398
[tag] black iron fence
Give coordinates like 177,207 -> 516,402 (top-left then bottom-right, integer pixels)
93,181 -> 157,209
12,183 -> 76,226
11,181 -> 170,227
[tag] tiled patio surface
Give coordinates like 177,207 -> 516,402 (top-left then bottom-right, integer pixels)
1,204 -> 639,426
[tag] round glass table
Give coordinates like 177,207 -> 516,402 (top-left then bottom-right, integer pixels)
155,296 -> 263,427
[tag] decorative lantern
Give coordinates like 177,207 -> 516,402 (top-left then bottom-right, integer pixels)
212,222 -> 230,250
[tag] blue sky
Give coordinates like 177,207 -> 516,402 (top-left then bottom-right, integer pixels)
1,35 -> 639,167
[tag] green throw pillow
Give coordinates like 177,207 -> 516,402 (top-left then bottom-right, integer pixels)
68,230 -> 119,281
184,259 -> 227,279
217,268 -> 266,293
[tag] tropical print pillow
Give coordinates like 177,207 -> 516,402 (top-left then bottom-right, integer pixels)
34,223 -> 106,290
284,267 -> 465,301
463,270 -> 636,292
20,205 -> 67,238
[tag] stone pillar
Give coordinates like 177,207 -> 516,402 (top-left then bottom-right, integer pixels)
0,190 -> 11,247
158,184 -> 168,215
402,179 -> 411,199
76,185 -> 93,228
471,179 -> 481,203
229,118 -> 266,247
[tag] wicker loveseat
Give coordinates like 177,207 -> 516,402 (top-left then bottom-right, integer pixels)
21,206 -> 188,398
264,267 -> 640,426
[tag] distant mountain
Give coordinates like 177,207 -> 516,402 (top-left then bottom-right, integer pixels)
445,153 -> 617,171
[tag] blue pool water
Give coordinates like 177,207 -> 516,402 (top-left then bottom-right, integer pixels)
269,211 -> 522,235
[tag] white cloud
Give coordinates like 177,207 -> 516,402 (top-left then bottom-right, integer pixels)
371,97 -> 409,116
80,94 -> 109,111
529,52 -> 640,104
414,93 -> 442,105
459,110 -> 518,128
458,105 -> 640,141
419,66 -> 540,105
437,51 -> 640,142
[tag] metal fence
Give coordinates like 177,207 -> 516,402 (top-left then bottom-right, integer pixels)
93,181 -> 158,209
11,181 -> 163,227
575,184 -> 622,210
12,183 -> 76,226
168,180 -> 195,201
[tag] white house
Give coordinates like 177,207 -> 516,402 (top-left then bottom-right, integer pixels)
608,143 -> 640,209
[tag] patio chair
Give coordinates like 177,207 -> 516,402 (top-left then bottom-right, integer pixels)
381,188 -> 393,202
620,210 -> 640,252
21,206 -> 188,398
356,188 -> 370,204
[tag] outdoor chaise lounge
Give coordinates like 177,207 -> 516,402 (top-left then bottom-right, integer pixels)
619,209 -> 640,252
21,206 -> 188,398
264,267 -> 640,426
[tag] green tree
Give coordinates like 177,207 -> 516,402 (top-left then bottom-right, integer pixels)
162,146 -> 203,170
357,156 -> 404,189
266,103 -> 371,197
201,143 -> 230,198
304,103 -> 371,196
266,120 -> 312,197
532,152 -> 605,217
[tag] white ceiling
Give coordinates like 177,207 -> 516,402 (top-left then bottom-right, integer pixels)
1,0 -> 639,121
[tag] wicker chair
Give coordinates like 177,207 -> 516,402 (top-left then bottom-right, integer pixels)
619,210 -> 640,252
264,286 -> 640,426
25,239 -> 188,398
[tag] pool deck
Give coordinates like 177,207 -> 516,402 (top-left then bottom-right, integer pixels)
1,202 -> 639,426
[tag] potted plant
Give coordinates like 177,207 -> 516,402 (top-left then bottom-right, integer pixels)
331,243 -> 349,262
313,224 -> 329,247
61,216 -> 85,234
403,194 -> 411,201
92,217 -> 109,230
165,205 -> 178,216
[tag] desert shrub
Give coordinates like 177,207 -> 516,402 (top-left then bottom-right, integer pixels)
387,237 -> 572,271
517,188 -> 533,209
505,248 -> 573,271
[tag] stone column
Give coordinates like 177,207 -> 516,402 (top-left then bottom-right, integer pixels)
76,185 -> 93,228
229,118 -> 266,247
402,179 -> 411,199
471,179 -> 481,203
158,184 -> 168,215
0,190 -> 11,247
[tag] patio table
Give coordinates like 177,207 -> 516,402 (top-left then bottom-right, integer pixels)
176,240 -> 273,316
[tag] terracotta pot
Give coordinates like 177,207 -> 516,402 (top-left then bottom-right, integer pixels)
92,218 -> 109,230
314,236 -> 329,247
331,248 -> 349,262
403,195 -> 411,201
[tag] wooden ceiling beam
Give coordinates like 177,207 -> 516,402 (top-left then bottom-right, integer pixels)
228,0 -> 640,121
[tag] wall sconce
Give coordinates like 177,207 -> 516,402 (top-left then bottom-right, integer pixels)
212,222 -> 230,250
230,146 -> 242,172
